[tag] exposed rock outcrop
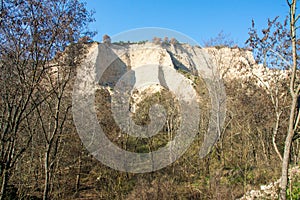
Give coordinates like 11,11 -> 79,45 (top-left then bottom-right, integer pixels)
92,41 -> 289,88
238,166 -> 300,200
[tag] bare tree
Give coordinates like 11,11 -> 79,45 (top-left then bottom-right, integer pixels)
280,0 -> 300,199
103,34 -> 111,44
204,31 -> 236,48
246,17 -> 291,162
37,54 -> 74,200
170,38 -> 178,45
247,1 -> 300,199
152,37 -> 162,45
0,0 -> 94,199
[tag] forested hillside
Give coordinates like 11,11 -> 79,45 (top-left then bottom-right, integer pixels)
1,0 -> 300,200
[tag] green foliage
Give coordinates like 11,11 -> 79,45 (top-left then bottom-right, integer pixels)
113,40 -> 149,45
287,174 -> 300,199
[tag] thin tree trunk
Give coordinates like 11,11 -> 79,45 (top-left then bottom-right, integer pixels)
75,153 -> 81,193
43,149 -> 50,200
280,1 -> 298,199
280,97 -> 297,199
0,169 -> 8,200
273,113 -> 283,161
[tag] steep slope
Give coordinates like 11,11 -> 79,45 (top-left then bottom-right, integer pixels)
73,41 -> 291,199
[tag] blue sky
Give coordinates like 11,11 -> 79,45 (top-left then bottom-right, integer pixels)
83,0 -> 289,47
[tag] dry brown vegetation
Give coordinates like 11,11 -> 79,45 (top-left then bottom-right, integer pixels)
1,0 -> 300,200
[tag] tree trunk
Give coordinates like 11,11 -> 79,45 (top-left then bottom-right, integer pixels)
280,1 -> 298,199
280,96 -> 298,199
43,150 -> 50,200
0,169 -> 8,200
273,113 -> 283,161
75,153 -> 81,193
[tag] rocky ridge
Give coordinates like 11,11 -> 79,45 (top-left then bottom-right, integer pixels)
86,41 -> 289,89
